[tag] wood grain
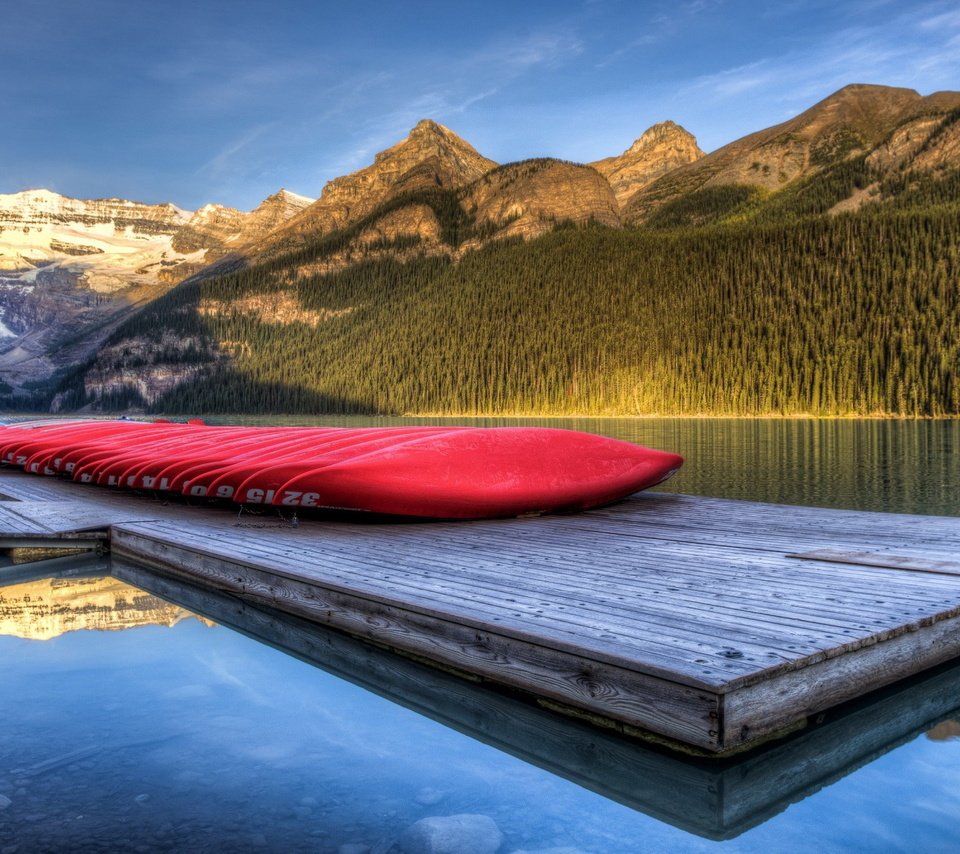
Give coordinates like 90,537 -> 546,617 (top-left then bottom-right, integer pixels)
3,467 -> 960,753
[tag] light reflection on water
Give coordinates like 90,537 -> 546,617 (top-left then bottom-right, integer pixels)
1,570 -> 960,853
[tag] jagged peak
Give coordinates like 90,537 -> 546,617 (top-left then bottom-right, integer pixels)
625,121 -> 701,155
255,188 -> 315,212
409,118 -> 457,139
358,119 -> 495,177
371,118 -> 486,161
275,188 -> 314,206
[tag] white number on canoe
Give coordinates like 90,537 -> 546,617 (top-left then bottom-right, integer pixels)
279,491 -> 320,507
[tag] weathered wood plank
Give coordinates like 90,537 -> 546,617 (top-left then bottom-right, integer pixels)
145,528 -> 934,679
111,528 -> 724,750
0,504 -> 54,535
789,549 -> 960,576
722,610 -> 960,748
126,518 -> 960,671
3,468 -> 960,754
112,560 -> 960,840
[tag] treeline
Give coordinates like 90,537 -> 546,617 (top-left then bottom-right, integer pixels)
66,200 -> 960,417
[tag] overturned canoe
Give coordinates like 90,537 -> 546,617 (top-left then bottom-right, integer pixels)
0,421 -> 683,520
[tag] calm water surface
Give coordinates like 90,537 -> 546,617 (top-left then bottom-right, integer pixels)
3,570 -> 960,853
1,417 -> 958,852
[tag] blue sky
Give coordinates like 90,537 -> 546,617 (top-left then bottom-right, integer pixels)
4,0 -> 959,211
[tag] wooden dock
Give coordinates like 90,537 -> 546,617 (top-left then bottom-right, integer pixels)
107,559 -> 960,840
2,467 -> 960,755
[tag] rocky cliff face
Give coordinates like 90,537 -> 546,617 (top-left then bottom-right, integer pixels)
0,576 -> 204,640
259,120 -> 497,254
590,121 -> 703,206
624,84 -> 960,221
171,189 -> 314,258
0,188 -> 312,395
462,158 -> 621,244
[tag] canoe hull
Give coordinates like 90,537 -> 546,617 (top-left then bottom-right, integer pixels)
0,422 -> 683,520
270,428 -> 683,519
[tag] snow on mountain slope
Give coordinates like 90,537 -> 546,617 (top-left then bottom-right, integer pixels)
1,189 -> 203,292
0,187 -> 313,390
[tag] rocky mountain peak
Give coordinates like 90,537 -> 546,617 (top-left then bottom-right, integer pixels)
590,121 -> 704,205
623,83 -> 960,223
254,189 -> 314,217
372,118 -> 493,172
258,119 -> 497,252
625,120 -> 698,154
410,117 -> 448,137
273,188 -> 315,206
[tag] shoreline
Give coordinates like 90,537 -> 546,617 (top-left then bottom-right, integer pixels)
8,412 -> 960,422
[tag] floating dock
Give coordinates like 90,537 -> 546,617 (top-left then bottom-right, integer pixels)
104,562 -> 960,840
2,467 -> 960,755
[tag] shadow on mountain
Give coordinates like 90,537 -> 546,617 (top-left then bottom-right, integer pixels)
148,368 -> 376,416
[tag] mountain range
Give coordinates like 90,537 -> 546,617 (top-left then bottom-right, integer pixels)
0,188 -> 313,392
2,82 -> 959,416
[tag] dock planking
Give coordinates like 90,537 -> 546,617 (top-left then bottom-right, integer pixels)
107,559 -> 960,840
3,467 -> 960,753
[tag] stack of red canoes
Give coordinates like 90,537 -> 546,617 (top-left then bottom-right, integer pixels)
0,420 -> 683,520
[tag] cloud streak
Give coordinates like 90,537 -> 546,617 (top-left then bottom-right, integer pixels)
682,2 -> 960,114
195,123 -> 277,179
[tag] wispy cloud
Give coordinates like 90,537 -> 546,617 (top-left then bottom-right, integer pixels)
918,7 -> 960,30
468,29 -> 584,72
153,55 -> 321,114
685,60 -> 774,97
593,0 -> 721,68
681,2 -> 960,112
195,123 -> 275,179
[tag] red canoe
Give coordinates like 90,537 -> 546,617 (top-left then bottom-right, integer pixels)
0,421 -> 683,520
268,427 -> 682,518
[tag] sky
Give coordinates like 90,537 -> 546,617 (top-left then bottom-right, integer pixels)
3,0 -> 959,211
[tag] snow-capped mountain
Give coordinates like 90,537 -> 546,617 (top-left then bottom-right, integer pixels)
0,188 -> 313,394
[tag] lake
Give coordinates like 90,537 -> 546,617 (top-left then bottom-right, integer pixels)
0,417 -> 958,852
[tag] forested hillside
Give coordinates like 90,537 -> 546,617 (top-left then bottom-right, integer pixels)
36,85 -> 960,419
62,180 -> 960,417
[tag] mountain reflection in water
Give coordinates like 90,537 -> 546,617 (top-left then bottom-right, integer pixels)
0,575 -> 210,640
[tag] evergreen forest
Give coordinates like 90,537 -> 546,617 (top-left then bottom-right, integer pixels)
62,167 -> 960,417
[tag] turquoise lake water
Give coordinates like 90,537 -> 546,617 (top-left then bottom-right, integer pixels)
0,418 -> 958,851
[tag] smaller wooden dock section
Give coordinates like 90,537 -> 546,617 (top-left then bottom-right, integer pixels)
2,468 -> 960,755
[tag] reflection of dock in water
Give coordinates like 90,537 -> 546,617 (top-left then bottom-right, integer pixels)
115,558 -> 960,841
2,467 -> 960,755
